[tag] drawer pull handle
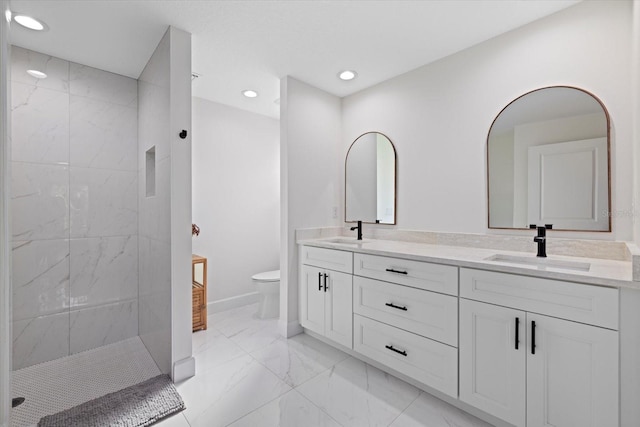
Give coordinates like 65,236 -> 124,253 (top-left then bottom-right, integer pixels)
323,273 -> 328,292
385,345 -> 408,357
385,302 -> 408,311
531,320 -> 536,355
515,317 -> 520,350
318,272 -> 322,291
385,268 -> 408,275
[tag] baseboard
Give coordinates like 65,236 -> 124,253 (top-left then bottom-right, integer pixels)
207,292 -> 260,313
278,319 -> 303,338
172,356 -> 195,383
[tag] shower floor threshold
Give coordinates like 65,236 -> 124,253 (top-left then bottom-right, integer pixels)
10,337 -> 161,427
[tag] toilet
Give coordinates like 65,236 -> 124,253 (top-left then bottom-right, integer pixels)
252,270 -> 280,319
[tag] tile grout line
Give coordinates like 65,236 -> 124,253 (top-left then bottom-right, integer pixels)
294,389 -> 346,427
245,332 -> 351,425
67,58 -> 71,360
187,304 -> 492,427
385,390 -> 423,427
197,308 -> 284,426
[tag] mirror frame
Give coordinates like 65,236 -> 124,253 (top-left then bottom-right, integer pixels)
486,86 -> 612,232
345,131 -> 398,225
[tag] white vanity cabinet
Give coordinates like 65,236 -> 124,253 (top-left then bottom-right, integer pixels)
299,246 -> 353,349
352,253 -> 459,397
459,268 -> 619,427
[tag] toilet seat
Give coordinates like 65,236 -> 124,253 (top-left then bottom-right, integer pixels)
252,270 -> 280,282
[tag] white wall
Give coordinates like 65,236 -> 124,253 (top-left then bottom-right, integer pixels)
633,1 -> 640,246
280,76 -> 342,336
191,98 -> 280,307
138,26 -> 193,381
0,1 -> 11,424
342,0 -> 634,241
168,27 -> 193,382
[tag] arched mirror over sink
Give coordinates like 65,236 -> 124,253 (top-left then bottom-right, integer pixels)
345,132 -> 397,225
487,86 -> 611,231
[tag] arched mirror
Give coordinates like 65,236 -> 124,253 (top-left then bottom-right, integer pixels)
345,132 -> 397,224
487,86 -> 611,231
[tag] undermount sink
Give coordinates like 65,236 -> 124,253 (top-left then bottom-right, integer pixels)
485,254 -> 591,272
324,237 -> 370,245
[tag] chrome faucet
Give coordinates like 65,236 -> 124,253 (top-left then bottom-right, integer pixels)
350,220 -> 363,240
530,224 -> 552,257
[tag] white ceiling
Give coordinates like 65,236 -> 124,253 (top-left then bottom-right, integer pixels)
9,0 -> 580,119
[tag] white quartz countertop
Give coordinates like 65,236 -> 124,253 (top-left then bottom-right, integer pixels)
297,237 -> 636,289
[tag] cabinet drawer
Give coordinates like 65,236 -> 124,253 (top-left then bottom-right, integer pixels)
354,253 -> 458,296
354,314 -> 458,398
460,268 -> 619,330
353,276 -> 457,346
301,246 -> 353,274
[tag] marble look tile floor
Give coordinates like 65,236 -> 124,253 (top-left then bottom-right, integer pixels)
160,303 -> 492,427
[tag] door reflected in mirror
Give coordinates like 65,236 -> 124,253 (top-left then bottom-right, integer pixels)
345,132 -> 396,224
487,86 -> 611,231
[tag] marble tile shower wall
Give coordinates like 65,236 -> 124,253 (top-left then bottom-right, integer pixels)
137,32 -> 172,374
10,47 -> 139,369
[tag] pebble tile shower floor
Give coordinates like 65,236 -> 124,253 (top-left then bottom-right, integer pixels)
11,337 -> 161,426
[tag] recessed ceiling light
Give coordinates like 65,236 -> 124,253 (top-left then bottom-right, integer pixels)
13,14 -> 46,31
338,70 -> 357,81
242,90 -> 258,98
26,69 -> 47,79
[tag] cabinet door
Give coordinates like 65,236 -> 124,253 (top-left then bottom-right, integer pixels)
526,314 -> 618,427
300,265 -> 326,336
325,270 -> 353,349
459,299 -> 526,427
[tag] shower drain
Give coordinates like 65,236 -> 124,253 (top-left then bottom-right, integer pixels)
12,397 -> 25,408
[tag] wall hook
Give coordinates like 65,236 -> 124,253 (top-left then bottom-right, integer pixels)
179,130 -> 188,139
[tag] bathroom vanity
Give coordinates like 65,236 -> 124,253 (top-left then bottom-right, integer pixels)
298,236 -> 635,427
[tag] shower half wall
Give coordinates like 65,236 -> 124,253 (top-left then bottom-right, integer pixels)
10,47 -> 139,369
